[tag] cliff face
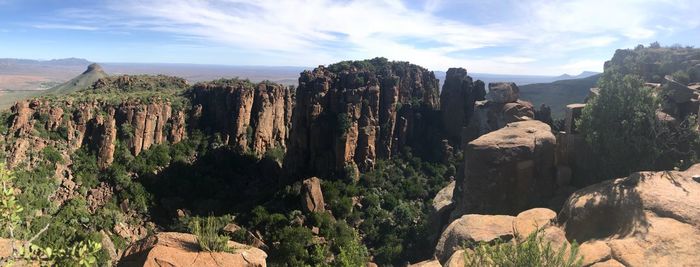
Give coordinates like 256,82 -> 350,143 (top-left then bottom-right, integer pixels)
5,98 -> 187,169
189,80 -> 294,156
440,68 -> 486,146
285,58 -> 441,179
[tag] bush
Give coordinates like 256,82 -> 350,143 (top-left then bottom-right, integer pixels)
578,72 -> 700,180
189,216 -> 231,253
463,229 -> 582,267
0,163 -> 23,238
336,231 -> 369,267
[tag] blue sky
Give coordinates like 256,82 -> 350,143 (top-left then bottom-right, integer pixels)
0,0 -> 699,75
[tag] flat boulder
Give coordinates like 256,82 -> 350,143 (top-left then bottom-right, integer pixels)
118,232 -> 267,267
488,82 -> 519,103
435,214 -> 514,263
512,208 -> 557,239
558,164 -> 700,266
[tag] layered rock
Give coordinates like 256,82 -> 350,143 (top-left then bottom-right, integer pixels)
285,59 -> 441,179
439,68 -> 486,145
453,120 -> 556,216
464,82 -> 535,141
118,232 -> 267,267
190,80 -> 294,155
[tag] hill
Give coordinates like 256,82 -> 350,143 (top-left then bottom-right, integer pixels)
43,63 -> 108,95
519,74 -> 601,118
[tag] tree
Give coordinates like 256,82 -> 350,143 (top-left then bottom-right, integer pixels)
577,73 -> 658,179
578,72 -> 700,180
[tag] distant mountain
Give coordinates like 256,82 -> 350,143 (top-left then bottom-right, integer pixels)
519,74 -> 602,118
554,71 -> 600,80
44,63 -> 108,95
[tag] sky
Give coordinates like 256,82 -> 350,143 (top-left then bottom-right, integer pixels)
0,0 -> 699,75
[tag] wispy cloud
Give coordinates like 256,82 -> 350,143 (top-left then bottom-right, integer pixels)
33,23 -> 98,31
26,0 -> 700,74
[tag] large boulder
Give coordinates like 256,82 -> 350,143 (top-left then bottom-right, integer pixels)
118,232 -> 267,267
512,208 -> 557,239
465,100 -> 535,140
301,177 -> 326,213
558,164 -> 700,266
488,82 -> 519,103
454,120 -> 556,216
434,214 -> 514,263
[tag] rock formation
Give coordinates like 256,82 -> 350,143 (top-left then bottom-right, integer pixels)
118,232 -> 267,267
285,58 -> 441,179
659,75 -> 699,121
301,177 -> 326,213
190,80 -> 294,156
464,82 -> 535,141
558,164 -> 700,266
453,120 -> 556,216
427,181 -> 456,245
439,68 -> 485,145
4,98 -> 187,170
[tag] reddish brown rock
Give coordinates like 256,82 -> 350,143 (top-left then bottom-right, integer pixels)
190,80 -> 293,156
454,120 -> 556,216
118,232 -> 267,267
301,177 -> 326,213
579,240 -> 612,266
285,60 -> 441,179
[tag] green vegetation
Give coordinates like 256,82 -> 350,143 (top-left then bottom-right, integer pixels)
463,229 -> 582,267
324,148 -> 457,264
0,163 -> 23,238
578,72 -> 700,180
189,216 -> 231,252
608,43 -> 700,83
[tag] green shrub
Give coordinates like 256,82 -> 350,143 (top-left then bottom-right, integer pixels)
336,113 -> 352,137
42,147 -> 64,165
19,239 -> 103,267
0,163 -> 23,238
578,72 -> 700,180
463,229 -> 582,267
189,216 -> 231,253
336,231 -> 369,267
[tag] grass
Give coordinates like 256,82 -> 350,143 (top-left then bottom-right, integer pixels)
463,228 -> 583,267
189,216 -> 232,253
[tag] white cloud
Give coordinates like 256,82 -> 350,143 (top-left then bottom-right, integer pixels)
38,0 -> 700,74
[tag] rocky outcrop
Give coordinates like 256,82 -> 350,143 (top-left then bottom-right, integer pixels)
453,120 -> 556,216
408,259 -> 442,267
659,75 -> 699,121
435,214 -> 515,263
439,68 -> 485,145
464,82 -> 535,141
4,98 -> 187,170
558,164 -> 700,266
301,177 -> 326,213
488,82 -> 519,103
189,80 -> 294,156
118,232 -> 267,267
285,59 -> 441,179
